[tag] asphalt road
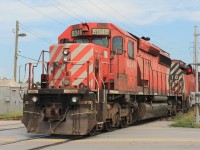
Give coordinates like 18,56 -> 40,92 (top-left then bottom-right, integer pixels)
0,120 -> 199,150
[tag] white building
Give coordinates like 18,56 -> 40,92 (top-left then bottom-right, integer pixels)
0,79 -> 25,114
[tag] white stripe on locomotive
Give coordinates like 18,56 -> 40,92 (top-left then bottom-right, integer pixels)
50,45 -> 59,61
71,44 -> 88,60
170,62 -> 179,74
69,48 -> 93,75
72,63 -> 94,86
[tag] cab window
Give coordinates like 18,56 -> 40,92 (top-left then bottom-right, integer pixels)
74,39 -> 89,43
92,38 -> 108,47
128,41 -> 134,59
112,36 -> 123,54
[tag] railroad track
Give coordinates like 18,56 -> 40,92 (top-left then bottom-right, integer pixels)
0,122 -> 25,131
0,135 -> 51,146
0,126 -> 25,131
27,136 -> 85,150
0,122 -> 22,127
0,123 -> 88,149
0,134 -> 86,150
0,118 -> 170,149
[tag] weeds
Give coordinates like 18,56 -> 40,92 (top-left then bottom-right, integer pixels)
0,111 -> 22,120
171,110 -> 200,128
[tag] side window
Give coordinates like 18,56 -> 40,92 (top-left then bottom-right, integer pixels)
128,41 -> 134,59
60,38 -> 70,44
112,36 -> 123,54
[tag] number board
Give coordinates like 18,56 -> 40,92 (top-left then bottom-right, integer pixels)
71,29 -> 83,37
92,28 -> 110,35
170,74 -> 179,80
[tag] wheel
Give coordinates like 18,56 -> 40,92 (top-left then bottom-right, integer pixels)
104,122 -> 113,132
113,113 -> 120,127
120,118 -> 128,128
132,107 -> 139,123
88,126 -> 96,136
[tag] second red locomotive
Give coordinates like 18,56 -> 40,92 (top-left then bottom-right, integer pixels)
22,22 -> 195,135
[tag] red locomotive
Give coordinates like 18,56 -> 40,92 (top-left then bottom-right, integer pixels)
22,22 -> 195,135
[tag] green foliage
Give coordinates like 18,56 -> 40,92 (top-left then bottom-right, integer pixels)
35,81 -> 41,86
171,110 -> 200,128
0,111 -> 22,120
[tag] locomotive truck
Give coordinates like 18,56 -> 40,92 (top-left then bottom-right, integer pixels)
22,22 -> 195,135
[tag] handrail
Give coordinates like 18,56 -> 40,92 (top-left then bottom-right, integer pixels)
93,72 -> 100,103
99,62 -> 109,103
65,60 -> 92,63
28,63 -> 32,90
27,61 -> 49,89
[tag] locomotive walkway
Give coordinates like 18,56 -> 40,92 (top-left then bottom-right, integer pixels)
0,120 -> 199,150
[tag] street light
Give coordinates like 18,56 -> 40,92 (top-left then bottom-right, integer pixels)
18,33 -> 26,37
14,20 -> 26,82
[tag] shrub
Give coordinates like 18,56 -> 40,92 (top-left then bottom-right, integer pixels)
171,110 -> 200,128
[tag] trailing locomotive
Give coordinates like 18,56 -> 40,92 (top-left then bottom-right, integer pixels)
22,22 -> 195,135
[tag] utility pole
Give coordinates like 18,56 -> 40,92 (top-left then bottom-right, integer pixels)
19,65 -> 22,83
13,20 -> 26,82
14,20 -> 19,82
194,26 -> 200,124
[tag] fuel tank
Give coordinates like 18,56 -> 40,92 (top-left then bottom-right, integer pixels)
138,103 -> 168,120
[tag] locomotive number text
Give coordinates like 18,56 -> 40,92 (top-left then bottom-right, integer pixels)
92,28 -> 110,35
71,29 -> 83,37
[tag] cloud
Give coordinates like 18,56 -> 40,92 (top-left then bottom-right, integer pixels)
1,0 -> 200,29
1,0 -> 199,47
0,0 -> 199,80
0,0 -> 199,44
88,0 -> 200,25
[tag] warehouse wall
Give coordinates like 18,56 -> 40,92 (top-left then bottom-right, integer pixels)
0,86 -> 25,114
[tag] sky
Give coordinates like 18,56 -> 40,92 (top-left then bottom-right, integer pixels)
0,0 -> 200,82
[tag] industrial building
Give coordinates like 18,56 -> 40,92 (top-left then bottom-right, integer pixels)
0,79 -> 24,114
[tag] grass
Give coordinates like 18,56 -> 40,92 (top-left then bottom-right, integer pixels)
171,110 -> 200,128
0,111 -> 22,120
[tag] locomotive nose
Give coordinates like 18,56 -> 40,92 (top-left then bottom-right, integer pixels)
49,43 -> 95,90
44,104 -> 62,121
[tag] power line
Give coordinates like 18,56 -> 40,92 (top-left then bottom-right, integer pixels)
53,0 -> 86,23
18,54 -> 42,62
17,0 -> 173,52
44,0 -> 84,23
17,0 -> 66,27
101,0 -> 152,36
69,0 -> 104,22
19,23 -> 54,44
98,0 -> 174,51
87,0 -> 140,35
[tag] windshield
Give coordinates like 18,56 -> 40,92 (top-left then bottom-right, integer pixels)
74,39 -> 89,43
74,38 -> 109,47
92,38 -> 108,47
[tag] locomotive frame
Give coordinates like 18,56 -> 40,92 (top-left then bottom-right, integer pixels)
22,22 -> 195,135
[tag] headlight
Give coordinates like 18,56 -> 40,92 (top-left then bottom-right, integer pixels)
32,96 -> 38,103
64,79 -> 70,86
63,49 -> 69,55
72,97 -> 78,103
63,56 -> 69,62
